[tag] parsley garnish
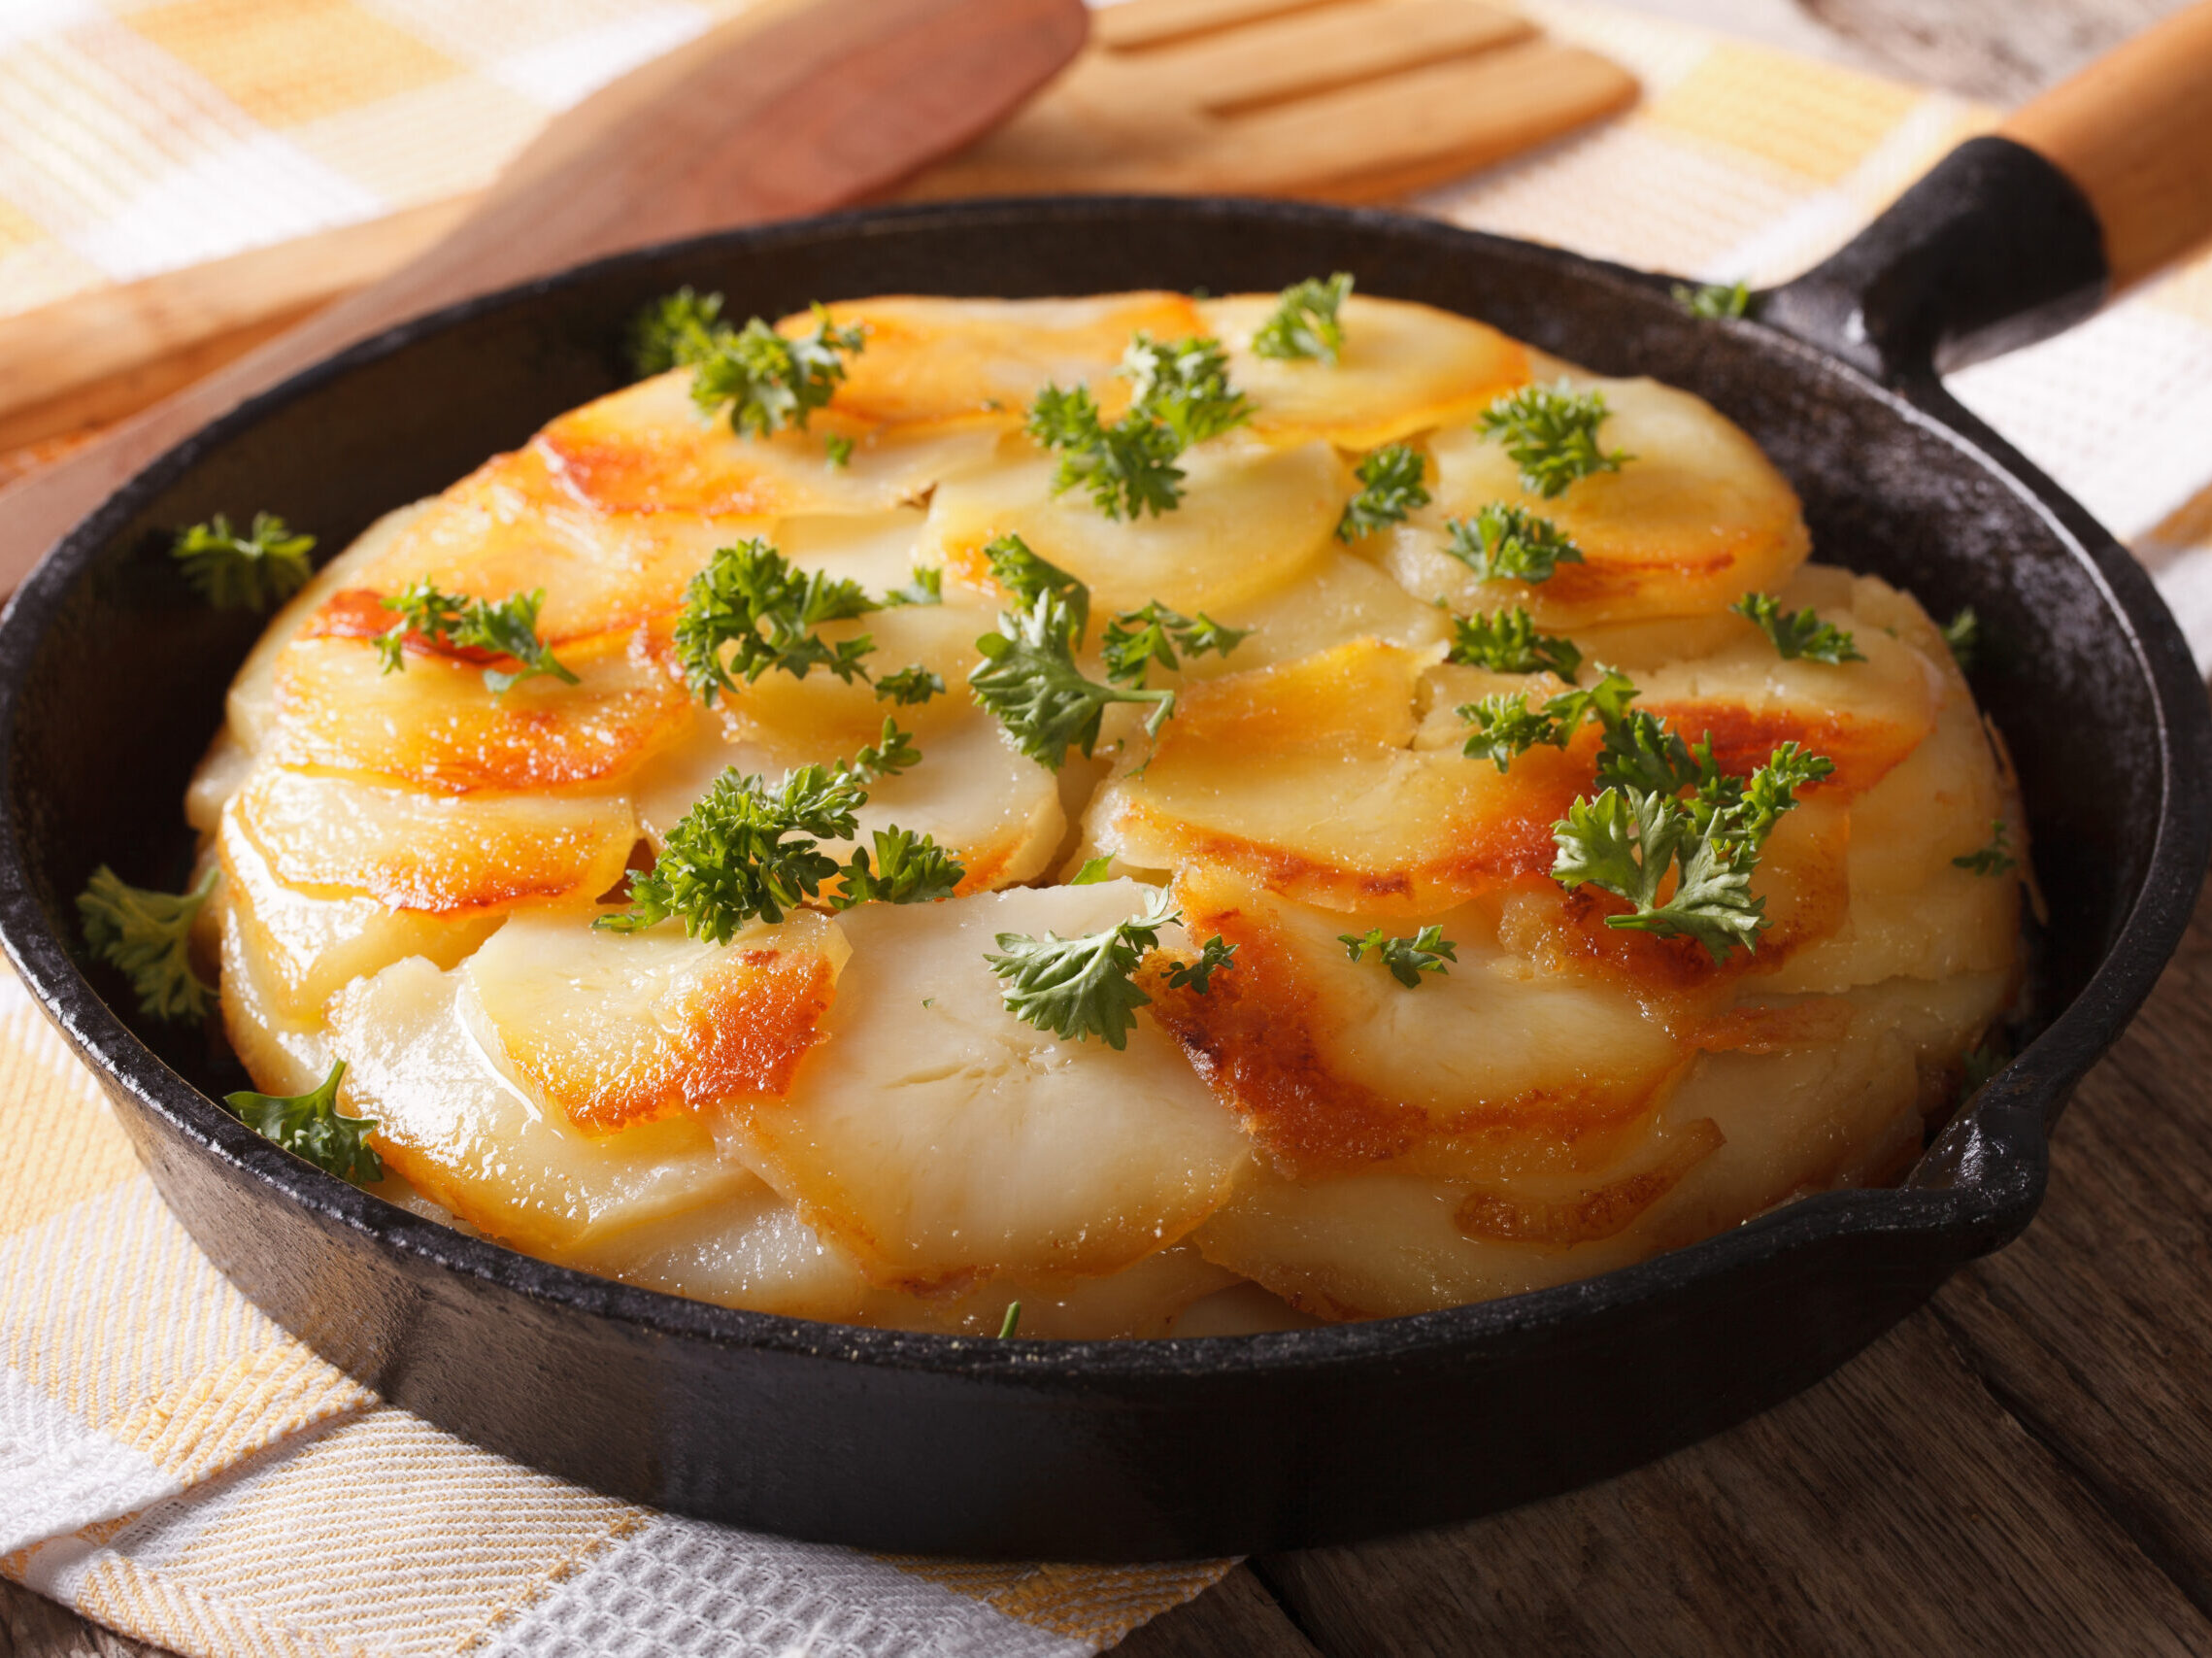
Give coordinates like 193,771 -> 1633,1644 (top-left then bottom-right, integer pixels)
1447,607 -> 1582,680
78,865 -> 217,1022
626,286 -> 725,377
986,892 -> 1232,1048
824,433 -> 855,468
226,1059 -> 383,1186
1671,279 -> 1752,320
1165,934 -> 1238,992
1456,668 -> 1638,770
971,590 -> 1175,770
1253,272 -> 1353,363
1551,741 -> 1834,962
1071,856 -> 1115,885
1942,606 -> 1981,672
1100,601 -> 1247,686
1477,382 -> 1630,498
1953,819 -> 2018,876
835,826 -> 965,907
376,582 -> 579,694
846,717 -> 921,784
673,539 -> 936,707
690,303 -> 865,436
1339,925 -> 1458,987
1026,333 -> 1250,519
882,566 -> 943,608
1442,503 -> 1586,584
171,513 -> 316,611
1731,592 -> 1864,663
985,532 -> 1090,640
998,1302 -> 1023,1337
1336,444 -> 1429,541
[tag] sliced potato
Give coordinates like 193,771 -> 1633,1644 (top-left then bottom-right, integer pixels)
1388,374 -> 1810,629
465,909 -> 850,1134
328,954 -> 761,1255
741,881 -> 1251,1289
1191,551 -> 1451,675
1200,291 -> 1528,450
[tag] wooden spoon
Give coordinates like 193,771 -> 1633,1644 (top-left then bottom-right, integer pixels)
0,0 -> 1089,594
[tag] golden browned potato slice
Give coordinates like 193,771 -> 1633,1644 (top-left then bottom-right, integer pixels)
1200,292 -> 1529,450
1385,374 -> 1811,629
924,436 -> 1349,616
740,881 -> 1252,1291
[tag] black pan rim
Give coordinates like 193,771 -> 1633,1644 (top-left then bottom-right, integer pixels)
2,192 -> 2203,1385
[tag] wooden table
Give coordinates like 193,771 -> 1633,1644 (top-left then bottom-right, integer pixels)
9,0 -> 2205,1652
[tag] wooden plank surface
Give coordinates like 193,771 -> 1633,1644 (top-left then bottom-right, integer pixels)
13,0 -> 2211,1653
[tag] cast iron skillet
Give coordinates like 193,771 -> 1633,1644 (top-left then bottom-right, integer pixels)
3,138 -> 2210,1558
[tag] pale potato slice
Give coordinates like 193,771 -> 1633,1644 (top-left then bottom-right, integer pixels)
1387,374 -> 1810,629
266,627 -> 689,793
535,371 -> 1003,519
1201,291 -> 1529,449
925,437 -> 1348,616
329,955 -> 761,1254
777,507 -> 935,595
232,764 -> 635,914
217,893 -> 336,1100
741,881 -> 1251,1289
1190,551 -> 1451,675
343,445 -> 747,646
218,810 -> 505,1025
464,909 -> 849,1134
815,292 -> 1208,427
1194,970 -> 2003,1318
1150,866 -> 1693,1181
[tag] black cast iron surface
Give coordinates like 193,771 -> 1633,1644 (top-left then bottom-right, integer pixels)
1,189 -> 2205,1560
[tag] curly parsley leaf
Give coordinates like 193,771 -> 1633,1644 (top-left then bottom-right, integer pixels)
375,582 -> 579,694
673,538 -> 877,703
689,303 -> 865,436
1100,601 -> 1247,687
1442,503 -> 1586,584
1026,382 -> 1186,521
626,286 -> 726,378
1164,933 -> 1238,993
1671,279 -> 1752,321
987,892 -> 1230,1048
1731,592 -> 1865,663
846,717 -> 921,784
1476,382 -> 1631,499
882,565 -> 943,609
171,512 -> 316,612
78,864 -> 217,1023
985,532 -> 1090,641
970,590 -> 1175,770
596,763 -> 865,940
1446,607 -> 1582,680
1071,856 -> 1116,885
1339,924 -> 1458,988
873,665 -> 945,705
1120,333 -> 1252,446
1595,709 -> 1706,796
226,1059 -> 383,1186
1942,605 -> 1981,673
1954,819 -> 2018,877
1336,444 -> 1430,541
1456,667 -> 1637,770
1253,272 -> 1353,363
832,825 -> 964,909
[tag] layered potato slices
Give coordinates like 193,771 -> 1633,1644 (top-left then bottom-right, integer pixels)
188,284 -> 2025,1337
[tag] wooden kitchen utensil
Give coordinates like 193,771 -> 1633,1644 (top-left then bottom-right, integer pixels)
901,0 -> 1638,202
0,0 -> 1089,592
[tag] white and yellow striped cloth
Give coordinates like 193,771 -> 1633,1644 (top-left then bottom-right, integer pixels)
6,4 -> 2212,1656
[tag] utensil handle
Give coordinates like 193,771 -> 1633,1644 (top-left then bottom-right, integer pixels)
2000,0 -> 2212,293
1760,0 -> 2212,383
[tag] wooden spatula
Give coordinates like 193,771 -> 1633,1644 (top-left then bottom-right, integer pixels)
0,0 -> 1088,594
903,0 -> 1637,202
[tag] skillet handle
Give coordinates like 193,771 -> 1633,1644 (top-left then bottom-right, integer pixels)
1759,0 -> 2212,381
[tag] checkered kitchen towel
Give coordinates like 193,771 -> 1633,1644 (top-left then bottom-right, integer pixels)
7,3 -> 2212,1655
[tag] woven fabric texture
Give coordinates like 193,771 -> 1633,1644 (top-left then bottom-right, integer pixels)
5,2 -> 2212,1655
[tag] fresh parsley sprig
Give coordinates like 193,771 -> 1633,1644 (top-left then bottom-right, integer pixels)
1954,819 -> 2018,876
1942,606 -> 1980,672
1442,503 -> 1586,584
986,892 -> 1234,1048
1477,382 -> 1631,498
1100,601 -> 1248,686
846,717 -> 921,784
78,865 -> 217,1022
1457,668 -> 1637,770
1026,333 -> 1251,519
835,826 -> 964,907
1253,273 -> 1353,362
172,513 -> 316,611
1731,592 -> 1865,663
1119,333 -> 1252,446
376,582 -> 579,694
673,539 -> 937,707
1336,444 -> 1429,541
226,1059 -> 382,1186
882,566 -> 943,608
1446,607 -> 1582,680
1671,279 -> 1752,320
1551,742 -> 1833,962
985,533 -> 1090,640
627,286 -> 725,377
692,304 -> 865,437
1339,925 -> 1457,987
971,590 -> 1175,770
